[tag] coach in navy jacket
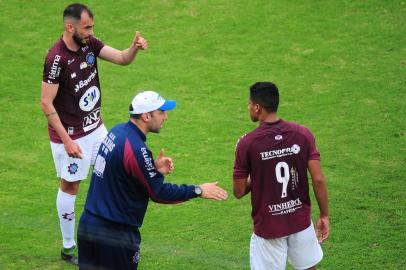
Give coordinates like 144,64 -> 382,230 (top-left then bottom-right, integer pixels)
77,91 -> 228,270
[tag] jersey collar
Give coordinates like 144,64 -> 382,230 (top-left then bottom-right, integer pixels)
260,119 -> 282,127
128,121 -> 146,142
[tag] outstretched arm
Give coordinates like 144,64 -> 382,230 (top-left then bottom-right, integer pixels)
308,159 -> 329,244
99,31 -> 148,65
124,141 -> 227,203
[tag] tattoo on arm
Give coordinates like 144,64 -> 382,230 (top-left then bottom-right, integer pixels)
45,111 -> 57,117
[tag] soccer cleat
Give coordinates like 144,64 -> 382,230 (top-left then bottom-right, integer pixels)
61,245 -> 78,266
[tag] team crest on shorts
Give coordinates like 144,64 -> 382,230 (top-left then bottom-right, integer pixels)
86,52 -> 95,66
68,163 -> 79,174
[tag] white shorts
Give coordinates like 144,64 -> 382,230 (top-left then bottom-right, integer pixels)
250,223 -> 323,270
50,124 -> 108,182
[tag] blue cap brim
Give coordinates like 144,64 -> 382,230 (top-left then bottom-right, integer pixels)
159,100 -> 176,111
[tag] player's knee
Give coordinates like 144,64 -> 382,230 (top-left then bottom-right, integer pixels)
60,179 -> 80,195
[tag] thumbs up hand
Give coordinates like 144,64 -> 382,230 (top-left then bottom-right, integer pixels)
154,149 -> 174,175
133,31 -> 148,50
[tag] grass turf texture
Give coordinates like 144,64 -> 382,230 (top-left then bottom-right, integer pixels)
0,0 -> 405,269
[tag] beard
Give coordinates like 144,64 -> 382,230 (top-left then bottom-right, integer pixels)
72,32 -> 87,47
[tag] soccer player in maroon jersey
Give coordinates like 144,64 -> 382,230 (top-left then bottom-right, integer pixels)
40,3 -> 148,265
233,82 -> 329,270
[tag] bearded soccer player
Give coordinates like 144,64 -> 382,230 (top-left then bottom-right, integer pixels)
233,82 -> 329,270
40,3 -> 148,265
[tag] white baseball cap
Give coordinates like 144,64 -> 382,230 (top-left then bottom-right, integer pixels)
129,91 -> 176,114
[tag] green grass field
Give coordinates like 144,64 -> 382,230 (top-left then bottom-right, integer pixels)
0,0 -> 405,269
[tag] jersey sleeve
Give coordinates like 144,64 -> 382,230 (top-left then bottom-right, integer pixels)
305,129 -> 320,161
123,138 -> 196,203
42,52 -> 63,84
89,36 -> 105,56
233,134 -> 250,180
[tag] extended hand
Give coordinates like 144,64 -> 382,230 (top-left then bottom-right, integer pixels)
316,215 -> 329,244
133,31 -> 148,50
64,140 -> 83,159
154,149 -> 174,175
200,182 -> 228,201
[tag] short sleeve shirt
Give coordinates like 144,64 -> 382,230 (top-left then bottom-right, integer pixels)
43,36 -> 105,143
233,120 -> 320,238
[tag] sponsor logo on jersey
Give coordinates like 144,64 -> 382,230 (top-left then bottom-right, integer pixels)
141,147 -> 156,176
79,86 -> 100,111
83,107 -> 100,132
86,52 -> 95,66
67,127 -> 74,135
68,59 -> 75,65
81,45 -> 89,52
71,72 -> 76,78
268,198 -> 302,216
291,144 -> 300,154
48,54 -> 61,80
74,69 -> 97,92
68,163 -> 79,174
290,166 -> 299,191
260,144 -> 301,160
275,134 -> 283,140
80,62 -> 88,69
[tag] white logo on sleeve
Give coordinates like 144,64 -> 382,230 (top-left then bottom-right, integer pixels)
79,86 -> 100,111
141,147 -> 157,177
48,55 -> 61,79
94,155 -> 106,178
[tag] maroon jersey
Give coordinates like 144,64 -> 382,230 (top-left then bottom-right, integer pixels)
43,36 -> 105,143
233,120 -> 320,238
